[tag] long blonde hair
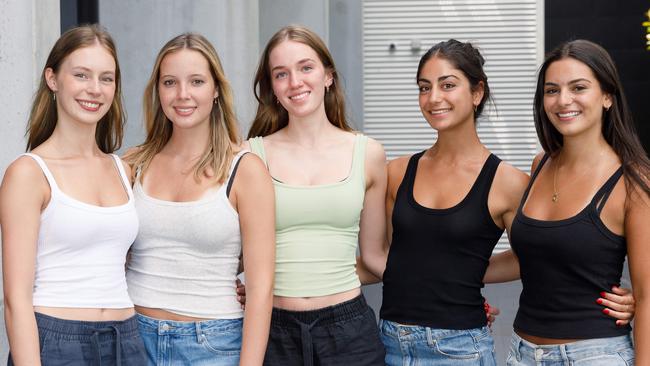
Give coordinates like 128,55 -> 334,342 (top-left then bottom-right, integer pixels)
27,24 -> 125,152
127,33 -> 240,183
247,25 -> 352,138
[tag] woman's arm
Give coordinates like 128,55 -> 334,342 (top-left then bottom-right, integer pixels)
358,138 -> 388,280
483,161 -> 529,284
231,154 -> 275,366
1,157 -> 48,365
625,184 -> 650,363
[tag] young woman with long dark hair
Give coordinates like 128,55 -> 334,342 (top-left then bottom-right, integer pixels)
504,39 -> 649,365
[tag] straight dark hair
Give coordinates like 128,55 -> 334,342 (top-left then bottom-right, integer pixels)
534,39 -> 650,197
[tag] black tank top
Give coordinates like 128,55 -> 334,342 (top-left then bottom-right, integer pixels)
380,151 -> 503,329
510,154 -> 630,339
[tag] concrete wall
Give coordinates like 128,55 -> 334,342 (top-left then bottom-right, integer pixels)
0,1 -> 61,358
99,0 -> 260,150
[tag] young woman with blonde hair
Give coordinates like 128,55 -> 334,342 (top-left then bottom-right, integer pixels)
125,33 -> 275,365
0,24 -> 146,365
246,25 -> 387,365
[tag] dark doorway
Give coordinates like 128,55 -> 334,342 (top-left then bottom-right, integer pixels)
60,0 -> 99,33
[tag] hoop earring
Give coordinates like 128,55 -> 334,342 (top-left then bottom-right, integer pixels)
474,104 -> 478,113
326,85 -> 330,93
214,96 -> 218,104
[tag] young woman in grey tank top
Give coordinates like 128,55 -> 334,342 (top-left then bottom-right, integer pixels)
124,33 -> 275,365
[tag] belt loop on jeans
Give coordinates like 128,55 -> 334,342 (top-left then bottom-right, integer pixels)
559,343 -> 570,366
514,335 -> 522,362
91,325 -> 121,366
195,321 -> 203,344
298,317 -> 320,366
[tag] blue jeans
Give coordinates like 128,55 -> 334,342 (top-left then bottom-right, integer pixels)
506,332 -> 634,365
136,313 -> 242,366
380,319 -> 495,366
8,312 -> 146,366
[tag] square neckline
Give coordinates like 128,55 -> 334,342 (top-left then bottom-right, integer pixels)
254,134 -> 362,189
516,154 -> 624,238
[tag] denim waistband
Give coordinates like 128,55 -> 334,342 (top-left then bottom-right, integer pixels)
271,294 -> 368,328
136,313 -> 242,336
380,318 -> 490,342
509,332 -> 633,362
35,312 -> 140,340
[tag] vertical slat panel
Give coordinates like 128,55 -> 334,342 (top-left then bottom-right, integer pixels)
363,0 -> 543,251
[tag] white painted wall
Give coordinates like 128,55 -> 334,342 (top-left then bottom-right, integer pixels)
0,0 -> 61,358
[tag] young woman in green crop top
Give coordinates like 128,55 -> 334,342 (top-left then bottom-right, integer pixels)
244,25 -> 387,365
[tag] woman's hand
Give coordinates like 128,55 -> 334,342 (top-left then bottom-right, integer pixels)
598,285 -> 635,326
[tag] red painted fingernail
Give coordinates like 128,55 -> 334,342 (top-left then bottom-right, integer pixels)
616,321 -> 622,326
603,309 -> 610,315
596,299 -> 603,305
600,292 -> 606,297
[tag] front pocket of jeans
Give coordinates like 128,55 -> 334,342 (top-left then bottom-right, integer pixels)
200,330 -> 242,356
429,332 -> 480,360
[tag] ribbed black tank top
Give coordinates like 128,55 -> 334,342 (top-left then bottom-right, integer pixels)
511,154 -> 630,339
380,151 -> 503,329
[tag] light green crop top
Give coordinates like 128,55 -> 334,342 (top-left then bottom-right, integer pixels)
249,134 -> 366,297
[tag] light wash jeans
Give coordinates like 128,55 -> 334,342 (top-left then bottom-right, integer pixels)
379,319 -> 496,366
136,313 -> 242,366
506,332 -> 634,365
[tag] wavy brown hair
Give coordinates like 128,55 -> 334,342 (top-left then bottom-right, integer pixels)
534,39 -> 650,197
126,33 -> 240,184
27,24 -> 125,153
247,24 -> 352,138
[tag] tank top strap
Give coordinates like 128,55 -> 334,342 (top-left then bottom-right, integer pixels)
226,149 -> 250,197
351,134 -> 368,184
110,154 -> 134,200
592,166 -> 624,214
21,153 -> 61,194
247,137 -> 268,168
401,151 -> 425,197
518,153 -> 550,208
472,154 -> 502,201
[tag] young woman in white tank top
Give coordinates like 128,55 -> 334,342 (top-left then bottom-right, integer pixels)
123,33 -> 275,365
0,25 -> 146,365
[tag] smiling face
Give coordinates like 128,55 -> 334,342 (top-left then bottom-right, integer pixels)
268,40 -> 333,120
45,42 -> 116,127
417,56 -> 483,132
157,49 -> 218,130
542,57 -> 612,138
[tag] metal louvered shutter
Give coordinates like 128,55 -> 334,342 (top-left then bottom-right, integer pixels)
362,0 -> 543,251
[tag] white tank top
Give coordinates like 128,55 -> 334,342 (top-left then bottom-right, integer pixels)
24,153 -> 137,308
126,151 -> 248,319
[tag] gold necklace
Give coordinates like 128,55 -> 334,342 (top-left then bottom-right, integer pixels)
552,155 -> 560,203
551,151 -> 605,203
